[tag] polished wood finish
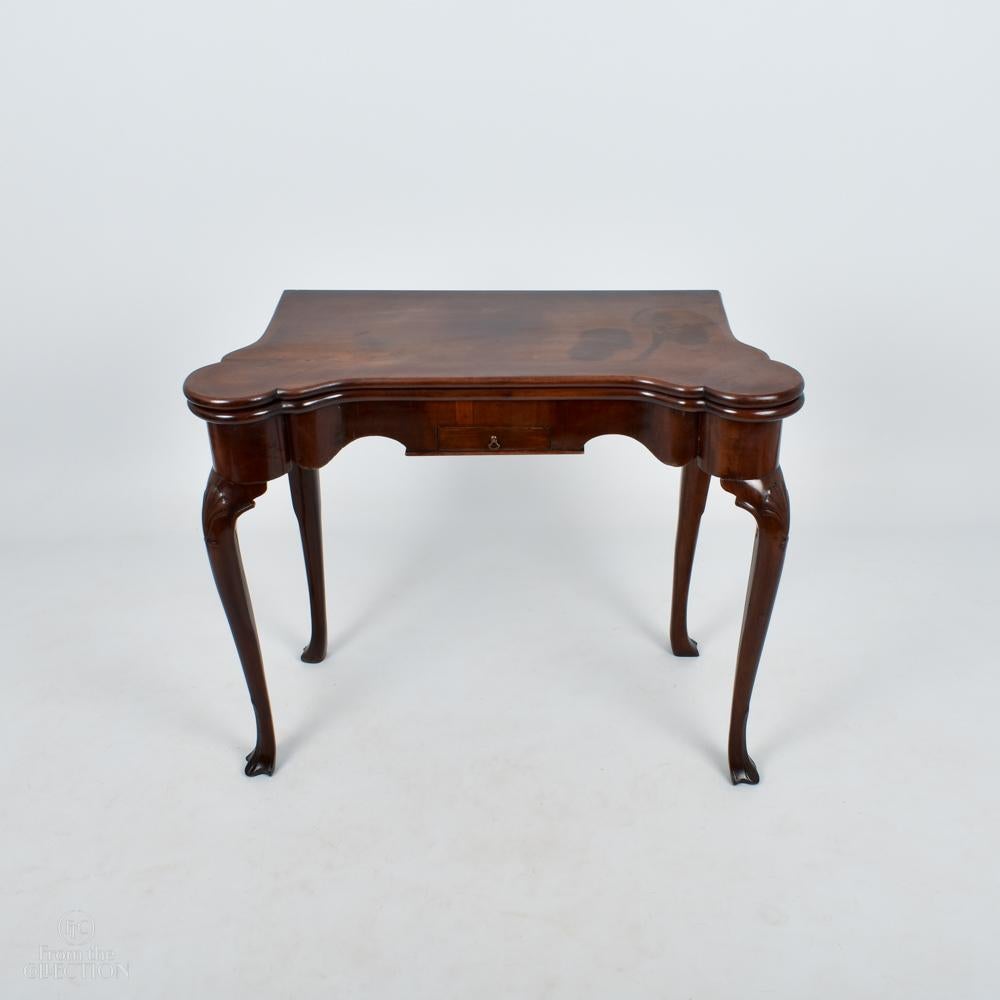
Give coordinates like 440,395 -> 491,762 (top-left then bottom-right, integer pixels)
670,460 -> 710,657
185,291 -> 804,420
185,291 -> 803,783
201,471 -> 274,776
720,469 -> 791,784
288,465 -> 327,664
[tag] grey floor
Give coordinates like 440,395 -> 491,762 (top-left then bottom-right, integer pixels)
3,440 -> 997,998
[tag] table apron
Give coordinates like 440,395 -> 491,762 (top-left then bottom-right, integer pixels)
205,400 -> 782,483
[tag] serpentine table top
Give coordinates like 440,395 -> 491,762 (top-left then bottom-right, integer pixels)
185,290 -> 803,421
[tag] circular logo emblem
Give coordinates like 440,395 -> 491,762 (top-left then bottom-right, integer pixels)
57,911 -> 95,946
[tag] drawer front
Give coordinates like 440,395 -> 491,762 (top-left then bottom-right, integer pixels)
437,425 -> 550,453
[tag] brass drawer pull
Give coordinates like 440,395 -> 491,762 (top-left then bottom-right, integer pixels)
436,426 -> 549,453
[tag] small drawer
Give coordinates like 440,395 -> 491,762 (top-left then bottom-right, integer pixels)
437,425 -> 550,453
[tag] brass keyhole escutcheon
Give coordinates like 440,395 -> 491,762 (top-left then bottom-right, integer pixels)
488,435 -> 501,450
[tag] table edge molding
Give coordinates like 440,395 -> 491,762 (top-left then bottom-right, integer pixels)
185,379 -> 805,424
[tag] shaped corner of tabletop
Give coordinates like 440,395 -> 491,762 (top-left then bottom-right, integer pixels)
183,358 -> 279,417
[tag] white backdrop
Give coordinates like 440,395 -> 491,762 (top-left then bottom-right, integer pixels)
3,3 -> 998,998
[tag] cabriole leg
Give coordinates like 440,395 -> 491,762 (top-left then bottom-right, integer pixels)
670,460 -> 710,656
719,468 -> 790,785
202,470 -> 275,777
288,465 -> 328,663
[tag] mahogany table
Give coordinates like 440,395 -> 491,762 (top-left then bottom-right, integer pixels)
184,291 -> 804,784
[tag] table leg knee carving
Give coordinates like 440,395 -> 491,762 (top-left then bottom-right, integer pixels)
719,468 -> 790,785
202,470 -> 275,776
